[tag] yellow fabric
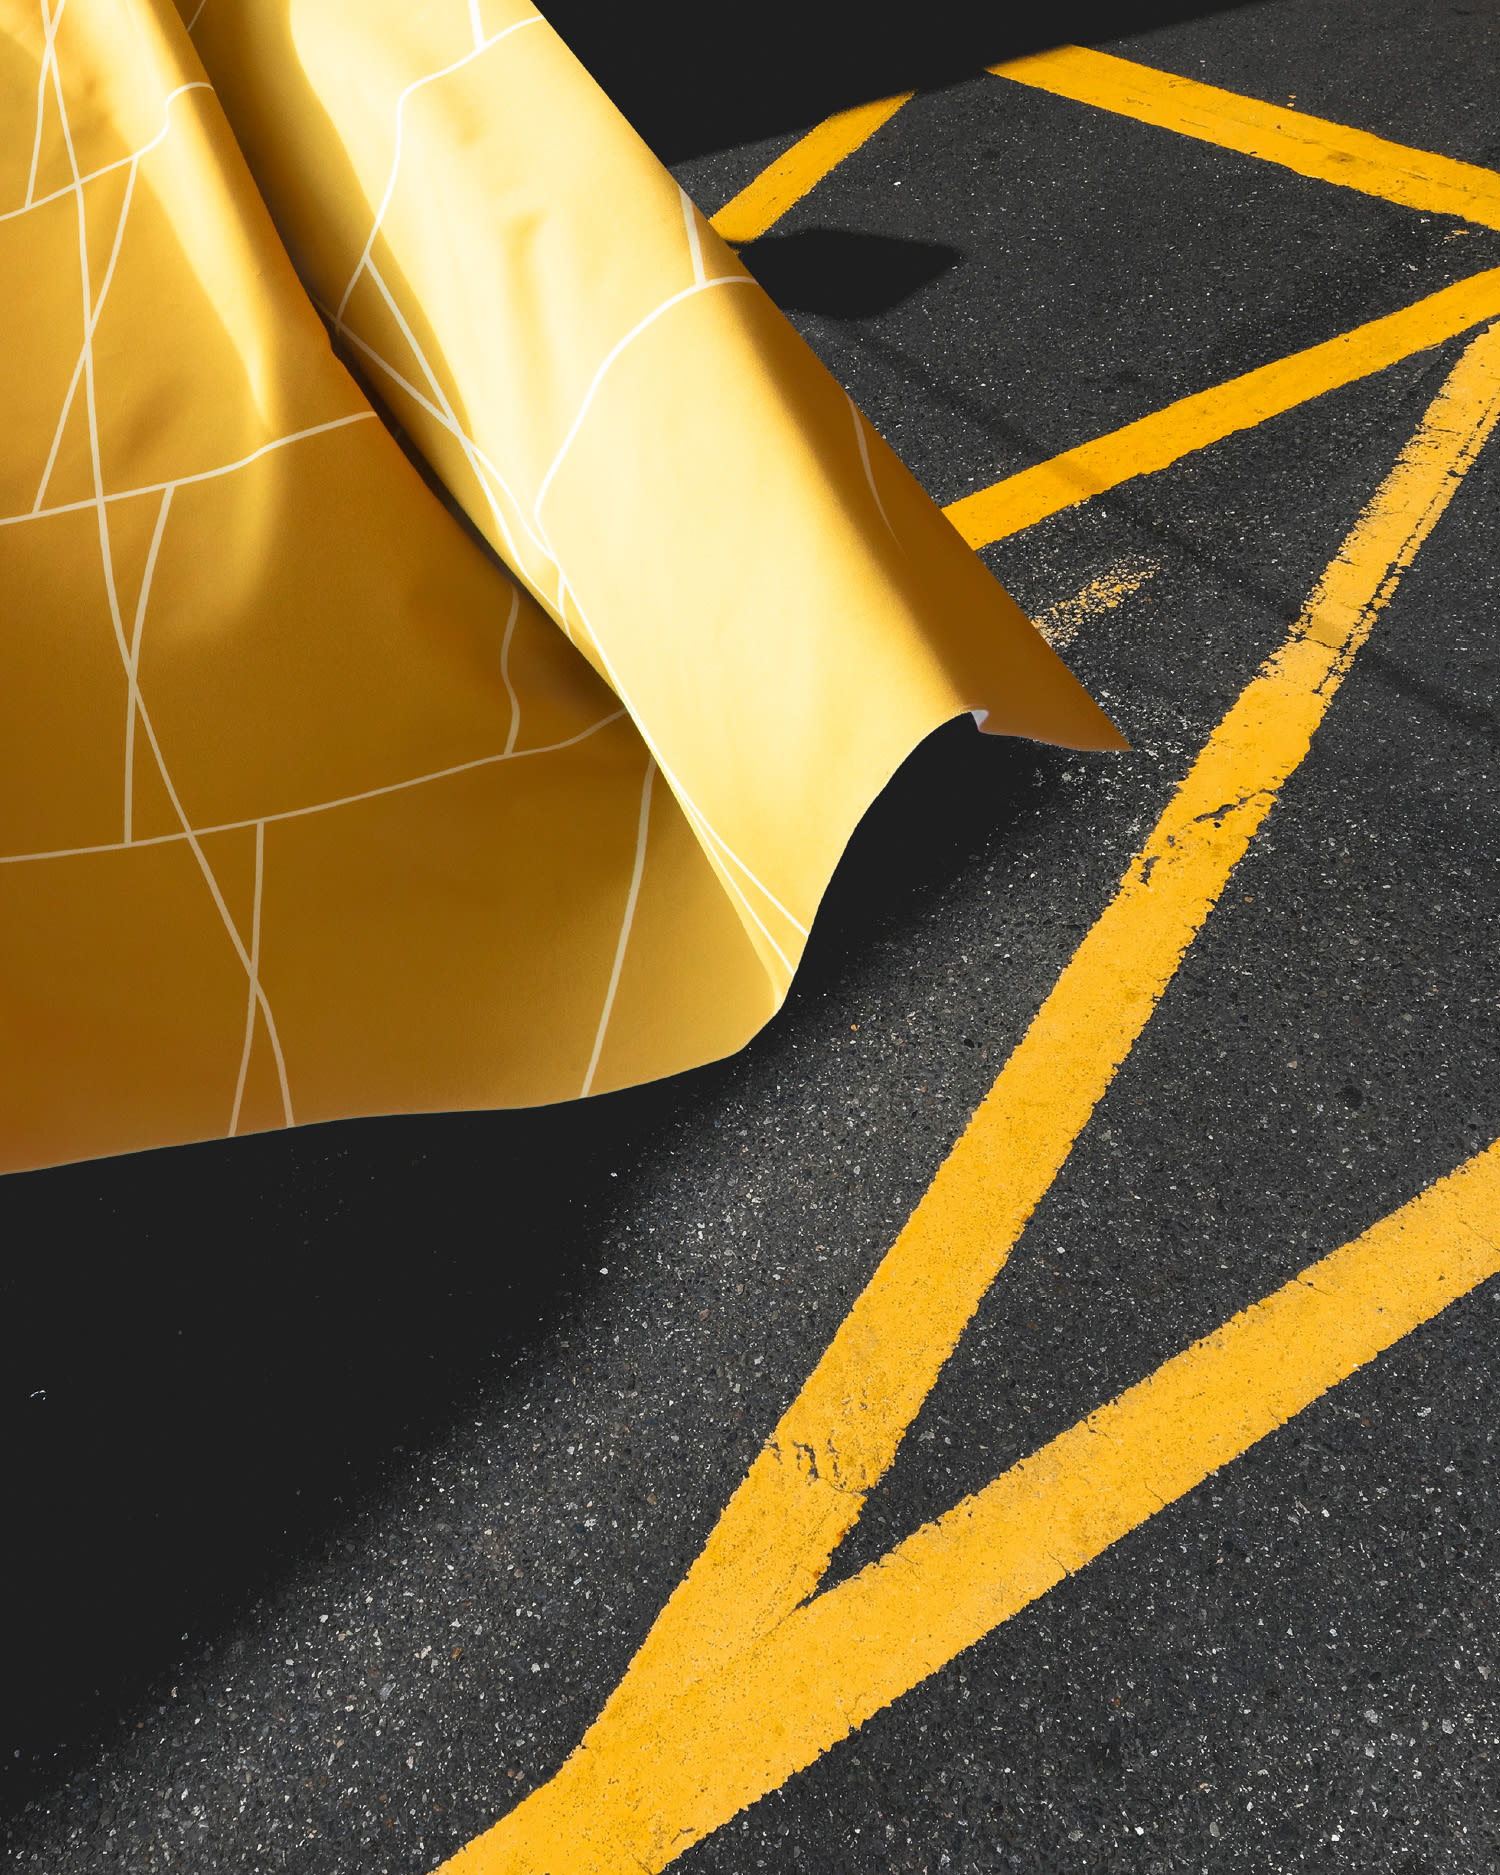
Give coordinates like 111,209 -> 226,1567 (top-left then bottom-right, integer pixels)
0,0 -> 1123,1175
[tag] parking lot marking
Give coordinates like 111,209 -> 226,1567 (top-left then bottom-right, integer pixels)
441,283 -> 1500,1875
708,92 -> 912,246
588,309 -> 1500,1730
945,267 -> 1500,548
990,45 -> 1500,231
457,1141 -> 1500,1874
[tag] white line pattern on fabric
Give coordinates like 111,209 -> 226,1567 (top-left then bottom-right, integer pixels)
49,46 -> 294,1120
499,586 -> 522,754
314,311 -> 552,579
332,14 -> 542,333
123,485 -> 174,842
509,228 -> 813,957
54,51 -> 128,670
258,846 -> 296,1128
0,413 -> 376,528
683,798 -> 808,948
544,562 -> 809,953
524,268 -> 804,934
685,811 -> 798,976
362,256 -> 539,573
23,0 -> 67,210
228,820 -> 265,1135
33,146 -> 141,512
543,569 -> 806,969
680,186 -> 707,286
311,43 -> 804,967
533,273 -> 756,522
324,308 -> 575,596
10,12 -> 826,1136
128,689 -> 298,1124
0,712 -> 630,867
3,80 -> 211,225
581,757 -> 655,1096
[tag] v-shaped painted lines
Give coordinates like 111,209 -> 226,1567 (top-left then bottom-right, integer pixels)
440,54 -> 1500,1873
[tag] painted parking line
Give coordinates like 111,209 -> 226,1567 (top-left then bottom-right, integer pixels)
707,39 -> 1500,257
708,92 -> 912,245
944,267 -> 1500,550
440,249 -> 1500,1875
457,1142 -> 1500,1874
695,44 -> 1500,553
990,44 -> 1500,231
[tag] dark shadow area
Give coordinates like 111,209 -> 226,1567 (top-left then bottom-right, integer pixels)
538,0 -> 1263,162
0,1086 -> 681,1799
0,714 -> 1057,1807
782,715 -> 1058,1002
739,228 -> 963,316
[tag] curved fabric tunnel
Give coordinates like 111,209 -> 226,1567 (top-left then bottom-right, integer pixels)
0,0 -> 1124,1174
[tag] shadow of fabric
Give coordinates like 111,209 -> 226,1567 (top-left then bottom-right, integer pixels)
0,712 -> 1053,1809
0,1084 -> 674,1801
539,0 -> 1264,162
0,0 -> 1244,1808
738,229 -> 964,318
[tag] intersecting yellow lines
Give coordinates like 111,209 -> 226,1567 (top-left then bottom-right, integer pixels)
953,46 -> 1500,540
711,45 -> 1500,254
692,44 -> 1500,552
443,195 -> 1500,1875
456,1139 -> 1500,1875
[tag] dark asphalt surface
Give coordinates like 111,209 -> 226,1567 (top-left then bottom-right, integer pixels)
6,1 -> 1500,1869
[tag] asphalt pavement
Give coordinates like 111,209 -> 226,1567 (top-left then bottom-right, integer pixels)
5,1 -> 1500,1870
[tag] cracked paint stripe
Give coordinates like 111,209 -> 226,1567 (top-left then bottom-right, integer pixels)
443,316 -> 1500,1875
467,1142 -> 1500,1868
990,44 -> 1500,232
707,92 -> 912,246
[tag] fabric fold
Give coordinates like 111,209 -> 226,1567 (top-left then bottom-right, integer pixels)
0,0 -> 1123,1174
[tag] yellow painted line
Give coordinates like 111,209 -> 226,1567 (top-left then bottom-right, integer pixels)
708,93 -> 912,246
990,44 -> 1500,231
441,318 -> 1500,1875
461,1142 -> 1500,1872
943,267 -> 1500,548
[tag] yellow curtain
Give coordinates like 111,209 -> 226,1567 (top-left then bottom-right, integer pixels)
0,0 -> 1123,1174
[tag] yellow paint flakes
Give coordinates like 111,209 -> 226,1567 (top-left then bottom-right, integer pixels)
1034,554 -> 1162,647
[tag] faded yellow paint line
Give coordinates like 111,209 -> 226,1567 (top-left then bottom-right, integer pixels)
463,1143 -> 1500,1872
990,45 -> 1500,231
440,324 -> 1500,1875
708,93 -> 912,245
944,267 -> 1500,548
1035,553 -> 1160,648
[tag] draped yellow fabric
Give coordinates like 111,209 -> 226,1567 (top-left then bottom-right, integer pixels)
0,0 -> 1123,1175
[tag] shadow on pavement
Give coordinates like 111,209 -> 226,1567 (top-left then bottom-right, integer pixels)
738,229 -> 963,317
541,0 -> 1263,162
3,0 -> 1180,1786
0,1086 -> 673,1799
0,713 -> 1053,1805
